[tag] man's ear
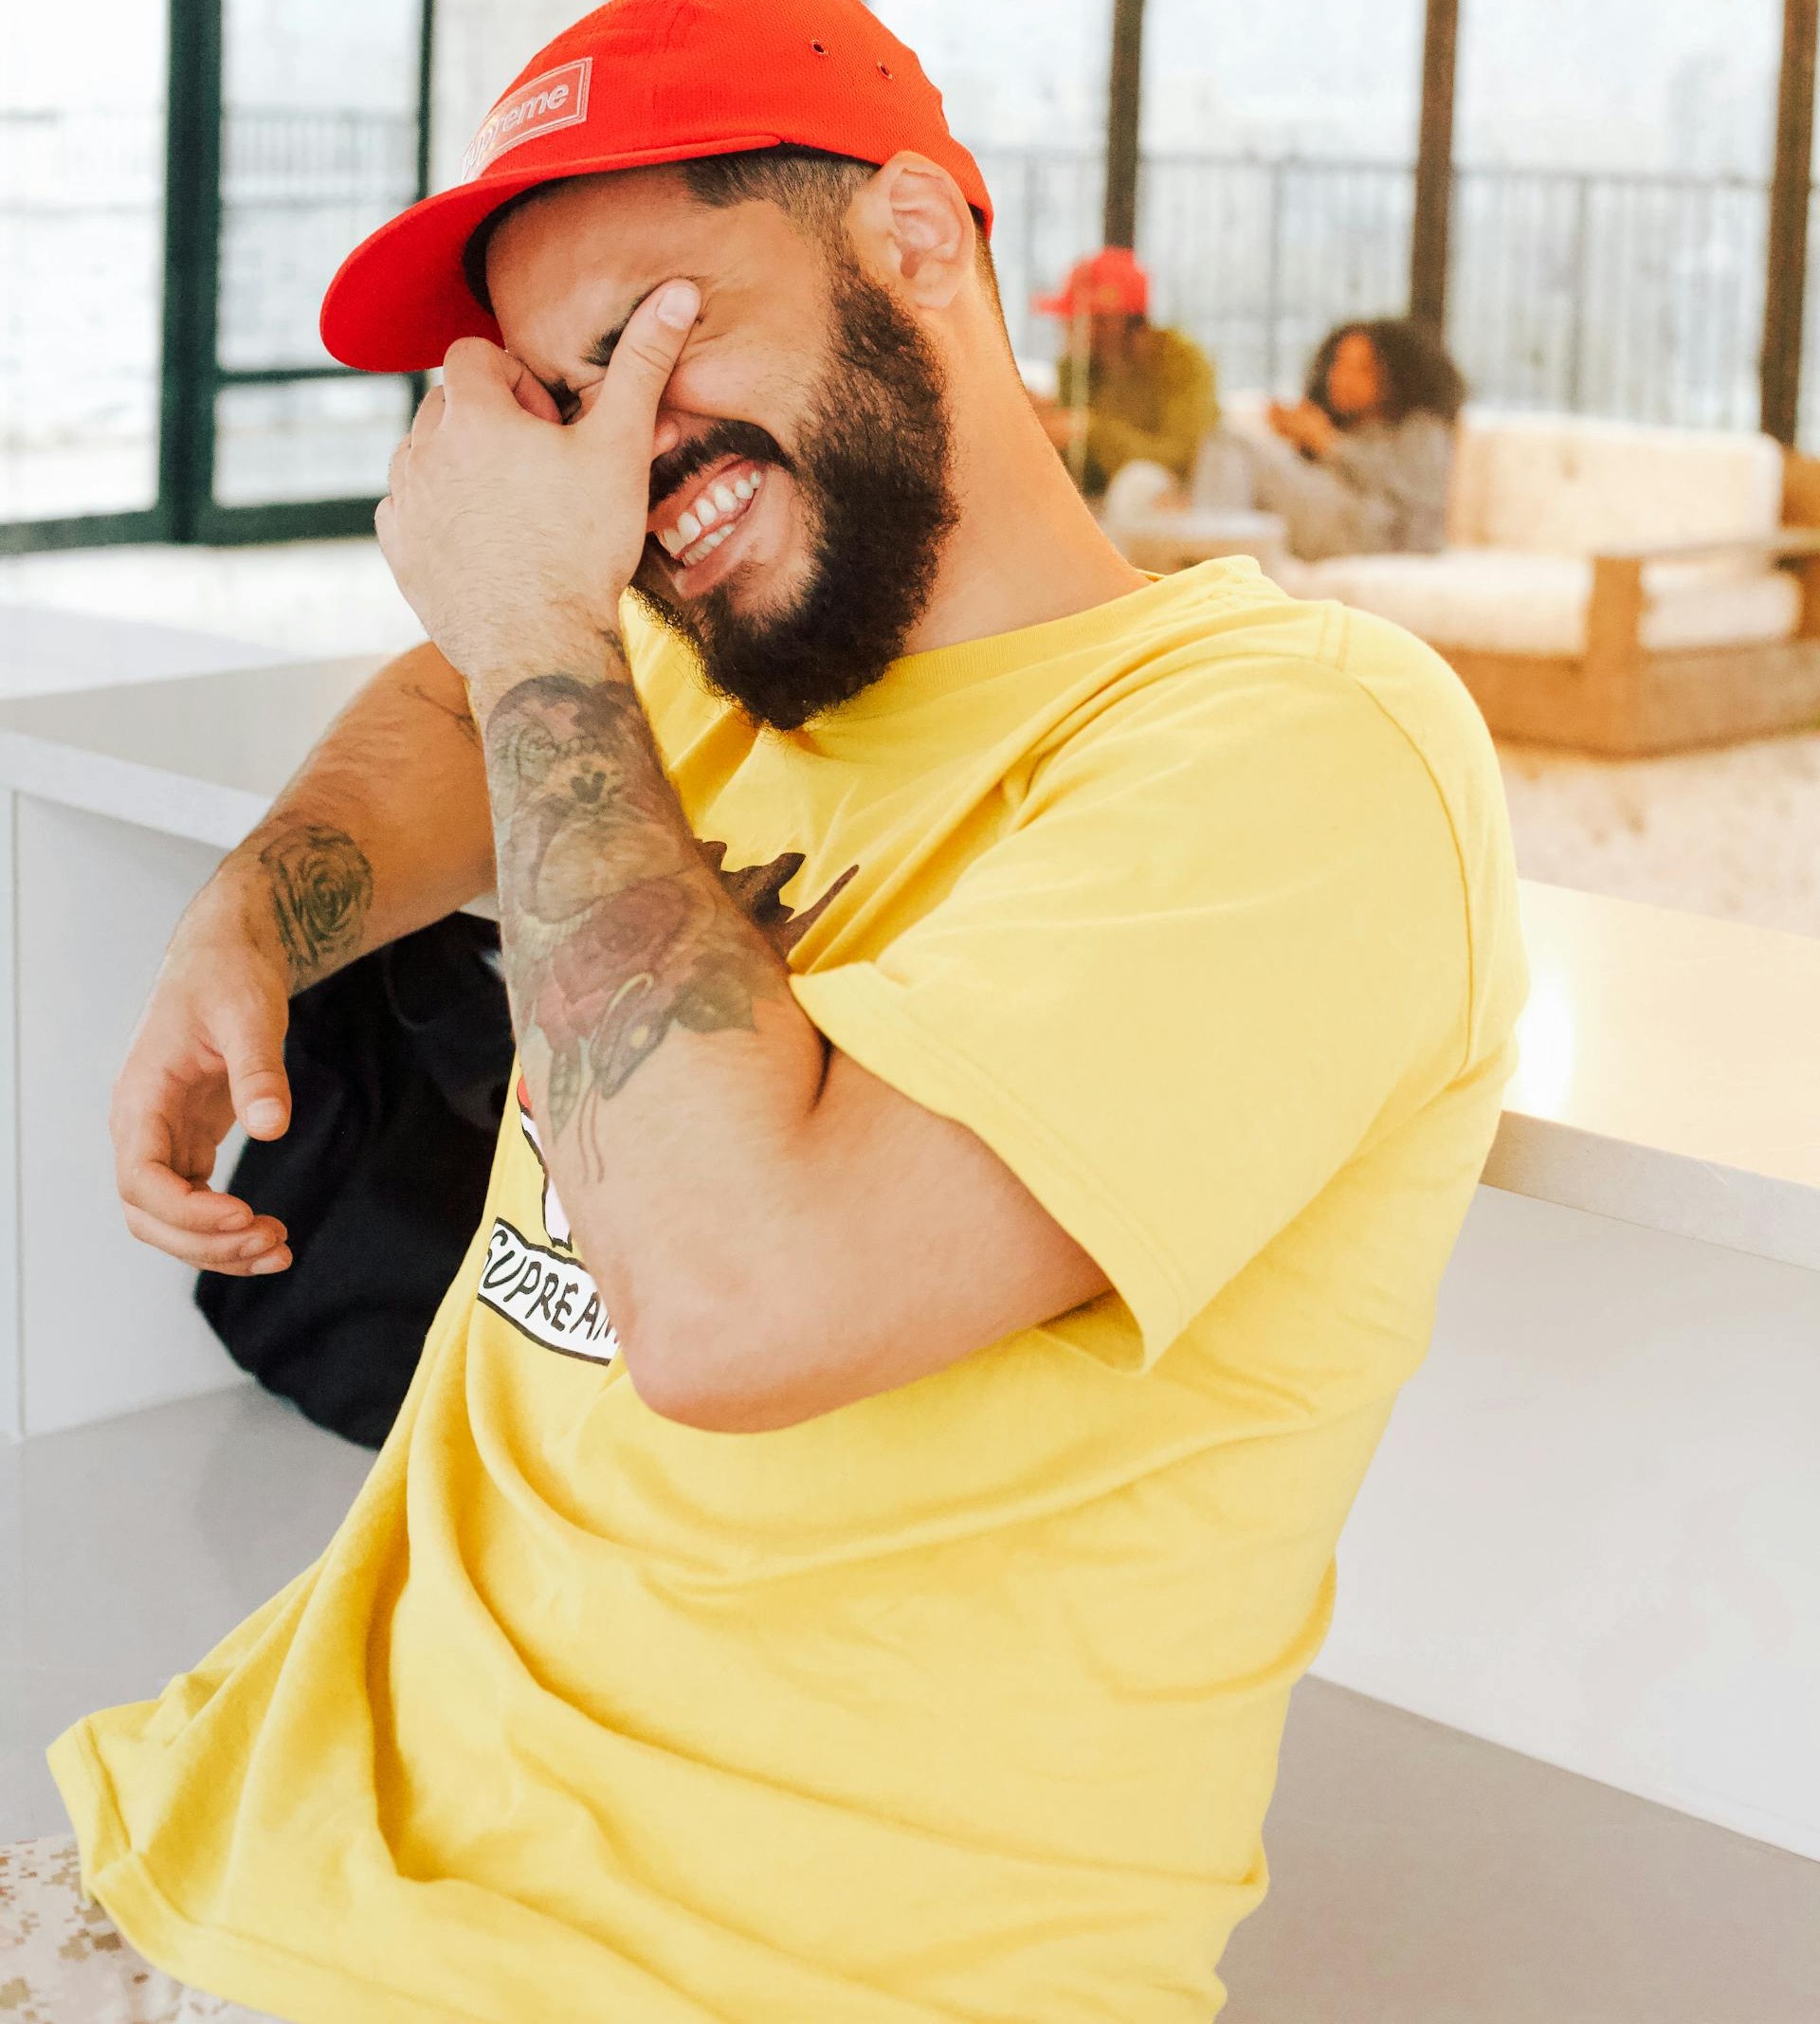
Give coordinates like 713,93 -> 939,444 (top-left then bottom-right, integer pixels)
849,152 -> 974,309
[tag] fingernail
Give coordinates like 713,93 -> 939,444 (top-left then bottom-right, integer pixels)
247,1100 -> 285,1133
239,1234 -> 272,1258
655,282 -> 700,330
252,1250 -> 291,1274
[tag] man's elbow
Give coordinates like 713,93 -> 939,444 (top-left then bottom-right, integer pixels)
633,1364 -> 818,1434
601,1262 -> 829,1435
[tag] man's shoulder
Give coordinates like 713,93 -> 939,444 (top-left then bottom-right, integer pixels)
1042,568 -> 1526,1068
1092,567 -> 1494,776
1047,567 -> 1508,865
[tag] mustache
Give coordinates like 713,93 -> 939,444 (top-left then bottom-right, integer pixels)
647,420 -> 792,511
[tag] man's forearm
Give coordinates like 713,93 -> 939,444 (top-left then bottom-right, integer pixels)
211,641 -> 497,994
476,636 -> 828,1393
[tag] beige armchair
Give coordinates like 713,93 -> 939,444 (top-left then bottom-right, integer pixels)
1301,413 -> 1820,756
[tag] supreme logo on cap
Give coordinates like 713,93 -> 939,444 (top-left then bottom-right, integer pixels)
460,57 -> 592,182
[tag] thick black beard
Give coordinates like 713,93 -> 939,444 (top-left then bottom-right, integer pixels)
628,264 -> 958,732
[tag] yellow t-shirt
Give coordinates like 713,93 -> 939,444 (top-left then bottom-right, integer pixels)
50,558 -> 1527,2024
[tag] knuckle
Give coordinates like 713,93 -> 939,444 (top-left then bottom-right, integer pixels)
627,337 -> 674,377
107,1080 -> 152,1150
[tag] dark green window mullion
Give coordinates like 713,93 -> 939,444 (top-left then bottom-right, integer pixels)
409,0 -> 437,416
193,498 -> 397,547
0,510 -> 170,559
160,0 -> 225,542
214,365 -> 370,387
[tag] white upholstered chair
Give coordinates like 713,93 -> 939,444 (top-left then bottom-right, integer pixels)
1295,410 -> 1820,754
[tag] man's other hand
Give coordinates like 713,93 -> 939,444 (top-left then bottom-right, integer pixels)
111,884 -> 294,1276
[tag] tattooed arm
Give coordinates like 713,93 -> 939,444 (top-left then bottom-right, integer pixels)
359,282 -> 1105,1429
470,642 -> 1106,1432
110,638 -> 496,1274
229,638 -> 496,991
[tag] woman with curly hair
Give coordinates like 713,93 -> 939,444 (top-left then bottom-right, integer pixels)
1190,317 -> 1468,560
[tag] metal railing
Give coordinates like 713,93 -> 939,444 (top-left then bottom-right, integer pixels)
1450,166 -> 1769,431
991,148 -> 1773,435
7,113 -> 1820,534
217,108 -> 419,372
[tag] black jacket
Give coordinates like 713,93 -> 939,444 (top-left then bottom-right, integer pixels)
195,913 -> 514,1448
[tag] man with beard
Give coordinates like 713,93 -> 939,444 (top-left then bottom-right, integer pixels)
29,2 -> 1528,2020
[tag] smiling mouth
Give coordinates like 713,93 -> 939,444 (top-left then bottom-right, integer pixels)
648,458 -> 767,573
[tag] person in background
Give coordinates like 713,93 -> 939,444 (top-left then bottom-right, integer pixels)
1033,246 -> 1219,498
1201,316 -> 1467,560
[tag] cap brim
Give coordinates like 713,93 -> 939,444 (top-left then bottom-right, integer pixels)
318,133 -> 783,374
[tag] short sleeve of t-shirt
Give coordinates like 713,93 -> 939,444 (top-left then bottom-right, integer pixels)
790,654 -> 1474,1373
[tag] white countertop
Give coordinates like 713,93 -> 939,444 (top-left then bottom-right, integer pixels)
0,649 -> 1814,1274
1487,883 -> 1820,1271
0,603 -> 286,702
0,649 -> 385,849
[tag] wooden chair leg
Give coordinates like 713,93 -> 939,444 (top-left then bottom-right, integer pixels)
1781,450 -> 1820,637
1584,555 -> 1647,748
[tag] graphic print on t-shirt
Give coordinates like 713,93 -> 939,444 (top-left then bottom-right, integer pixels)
476,846 -> 858,1363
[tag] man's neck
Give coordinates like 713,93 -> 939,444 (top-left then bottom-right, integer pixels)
902,368 -> 1151,659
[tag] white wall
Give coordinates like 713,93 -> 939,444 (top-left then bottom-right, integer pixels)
1318,1183 -> 1820,1860
7,801 -> 244,1435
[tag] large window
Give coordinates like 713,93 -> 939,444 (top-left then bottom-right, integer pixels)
205,0 -> 426,527
428,0 -> 590,189
1450,0 -> 1780,428
875,0 -> 1427,390
1,0 -> 428,552
1135,0 -> 1423,399
869,0 -> 1109,364
9,0 -> 1818,552
0,5 -> 168,529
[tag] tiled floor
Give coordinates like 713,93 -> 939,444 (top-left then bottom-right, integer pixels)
5,1382 -> 1816,2021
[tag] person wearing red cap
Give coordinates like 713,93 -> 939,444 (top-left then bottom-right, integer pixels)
1034,246 -> 1219,499
27,3 -> 1525,2020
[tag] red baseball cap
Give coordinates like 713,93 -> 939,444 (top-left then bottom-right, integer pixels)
318,0 -> 992,373
1034,246 -> 1150,319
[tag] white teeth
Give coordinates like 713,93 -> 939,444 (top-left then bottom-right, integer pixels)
655,465 -> 767,566
676,523 -> 732,569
